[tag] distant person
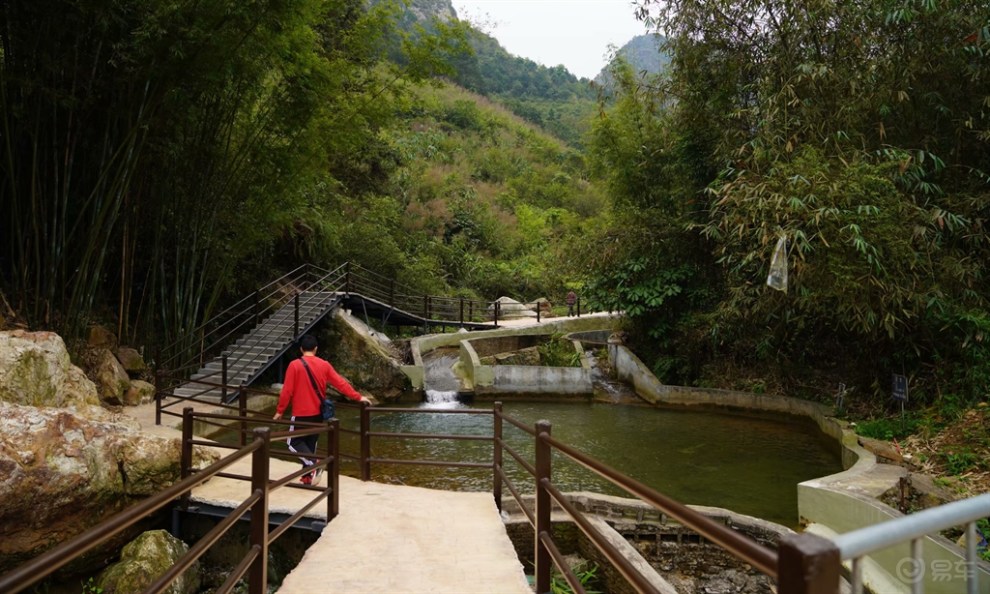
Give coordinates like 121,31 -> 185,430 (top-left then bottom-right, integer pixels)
566,290 -> 577,317
273,334 -> 370,485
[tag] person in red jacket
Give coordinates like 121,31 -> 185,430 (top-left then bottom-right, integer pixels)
273,334 -> 370,484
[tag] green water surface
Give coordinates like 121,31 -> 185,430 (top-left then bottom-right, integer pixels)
330,399 -> 842,527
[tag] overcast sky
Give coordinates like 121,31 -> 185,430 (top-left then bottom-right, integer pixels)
450,0 -> 651,80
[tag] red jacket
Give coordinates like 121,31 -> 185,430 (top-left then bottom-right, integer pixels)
276,355 -> 363,417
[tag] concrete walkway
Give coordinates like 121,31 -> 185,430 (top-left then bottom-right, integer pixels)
121,404 -> 532,594
185,454 -> 531,593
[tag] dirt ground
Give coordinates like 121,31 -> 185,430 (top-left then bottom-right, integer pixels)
900,405 -> 990,497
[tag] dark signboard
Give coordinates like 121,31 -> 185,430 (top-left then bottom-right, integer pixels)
892,373 -> 908,402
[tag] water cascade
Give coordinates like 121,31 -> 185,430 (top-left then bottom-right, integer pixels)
421,349 -> 465,409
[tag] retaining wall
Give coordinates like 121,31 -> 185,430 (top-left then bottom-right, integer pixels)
608,341 -> 990,594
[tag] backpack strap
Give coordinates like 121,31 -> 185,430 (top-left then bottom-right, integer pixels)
299,358 -> 326,404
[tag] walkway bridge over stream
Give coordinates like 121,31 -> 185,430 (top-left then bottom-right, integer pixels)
1,263 -> 988,593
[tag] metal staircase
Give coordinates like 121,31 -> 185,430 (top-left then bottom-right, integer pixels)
172,290 -> 343,402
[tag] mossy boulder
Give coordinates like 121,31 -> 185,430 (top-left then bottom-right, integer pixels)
98,530 -> 200,594
0,330 -> 101,411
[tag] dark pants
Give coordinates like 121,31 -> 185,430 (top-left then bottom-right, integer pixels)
288,414 -> 323,472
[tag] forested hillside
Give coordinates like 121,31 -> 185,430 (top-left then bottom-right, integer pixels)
0,0 -> 600,346
583,0 -> 990,413
2,0 -> 988,426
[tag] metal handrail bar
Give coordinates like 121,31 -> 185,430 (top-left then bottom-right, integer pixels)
159,264 -> 308,358
368,406 -> 489,415
539,531 -> 587,594
218,278 -> 345,377
0,439 -> 263,593
499,439 -> 537,477
498,466 -> 535,526
499,411 -> 539,435
541,432 -> 778,578
542,477 -> 663,594
146,491 -> 261,594
217,545 -> 261,594
165,263 -> 343,375
833,493 -> 990,594
833,494 -> 990,559
367,458 -> 491,469
269,489 -> 331,544
367,431 -> 492,442
162,265 -> 315,370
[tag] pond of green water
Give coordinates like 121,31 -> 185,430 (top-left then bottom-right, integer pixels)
327,397 -> 842,528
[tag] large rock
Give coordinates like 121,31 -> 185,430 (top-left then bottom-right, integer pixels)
116,346 -> 148,376
0,401 -> 216,570
123,379 -> 156,407
0,330 -> 102,411
320,310 -> 411,402
489,296 -> 538,319
90,348 -> 131,405
98,530 -> 200,594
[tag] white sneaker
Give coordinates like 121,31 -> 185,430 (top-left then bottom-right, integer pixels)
311,468 -> 323,486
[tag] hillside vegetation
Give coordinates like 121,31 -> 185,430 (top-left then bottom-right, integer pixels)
2,0 -> 988,446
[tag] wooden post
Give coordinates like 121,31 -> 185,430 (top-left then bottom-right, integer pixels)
293,293 -> 300,338
248,427 -> 271,594
493,402 -> 503,512
777,532 -> 840,594
221,351 -> 229,404
360,401 -> 371,481
238,383 -> 248,447
329,419 -> 340,521
534,420 -> 552,594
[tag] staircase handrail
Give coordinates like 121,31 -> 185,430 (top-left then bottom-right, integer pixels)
161,264 -> 345,375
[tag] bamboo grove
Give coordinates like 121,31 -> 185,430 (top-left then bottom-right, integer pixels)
584,0 -> 990,403
0,0 -> 468,346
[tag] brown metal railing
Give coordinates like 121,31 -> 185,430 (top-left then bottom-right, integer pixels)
4,390 -> 842,594
345,401 -> 820,594
0,409 -> 340,594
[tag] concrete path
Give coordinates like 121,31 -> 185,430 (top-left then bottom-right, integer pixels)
277,478 -> 531,594
120,405 -> 532,594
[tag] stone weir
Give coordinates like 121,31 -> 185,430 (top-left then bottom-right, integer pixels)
501,492 -> 792,594
402,312 -> 622,397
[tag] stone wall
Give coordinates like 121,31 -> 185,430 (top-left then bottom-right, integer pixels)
608,341 -> 990,594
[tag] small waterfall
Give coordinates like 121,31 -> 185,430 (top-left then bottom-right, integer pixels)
422,350 -> 465,409
424,389 -> 462,409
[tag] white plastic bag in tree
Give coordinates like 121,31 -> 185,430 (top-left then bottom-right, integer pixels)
767,235 -> 788,292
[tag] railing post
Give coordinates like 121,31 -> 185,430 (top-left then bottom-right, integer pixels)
469,300 -> 474,322
180,407 -> 194,512
460,298 -> 465,326
534,419 -> 552,594
345,262 -> 352,294
181,407 -> 194,481
248,427 -> 271,594
221,351 -> 230,404
329,419 -> 340,521
776,532 -> 840,594
577,296 -> 581,317
293,293 -> 300,338
423,295 -> 429,320
494,301 -> 500,328
536,301 -> 541,323
238,383 -> 248,447
154,368 -> 163,426
493,402 -> 503,512
253,290 -> 260,327
360,401 -> 371,481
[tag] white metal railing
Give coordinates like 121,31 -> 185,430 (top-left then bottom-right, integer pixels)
833,493 -> 990,594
